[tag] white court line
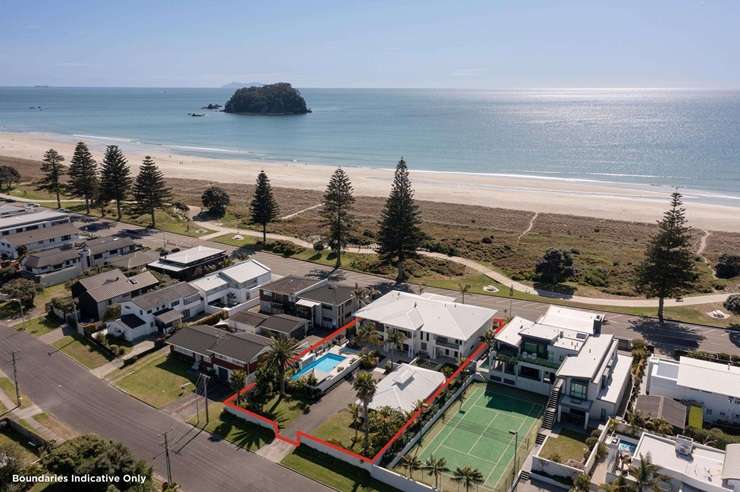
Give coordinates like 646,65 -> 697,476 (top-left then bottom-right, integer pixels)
428,385 -> 487,458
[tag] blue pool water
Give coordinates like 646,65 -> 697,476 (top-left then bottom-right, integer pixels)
291,353 -> 346,381
618,440 -> 637,455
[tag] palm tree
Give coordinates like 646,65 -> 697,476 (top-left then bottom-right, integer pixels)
230,369 -> 247,405
458,282 -> 471,304
359,350 -> 377,369
355,322 -> 382,349
385,328 -> 406,359
629,453 -> 663,491
573,473 -> 591,492
424,455 -> 449,491
353,371 -> 377,452
600,474 -> 633,492
259,337 -> 301,395
399,454 -> 422,479
347,402 -> 361,441
452,466 -> 484,492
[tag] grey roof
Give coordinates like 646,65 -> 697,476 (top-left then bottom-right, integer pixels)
25,247 -> 80,268
84,236 -> 134,255
635,395 -> 687,430
76,269 -> 159,303
4,223 -> 78,247
300,283 -> 355,305
109,250 -> 160,270
260,314 -> 306,336
155,309 -> 182,325
120,313 -> 146,329
166,325 -> 225,356
229,310 -> 269,327
209,332 -> 271,364
261,276 -> 320,295
132,282 -> 199,311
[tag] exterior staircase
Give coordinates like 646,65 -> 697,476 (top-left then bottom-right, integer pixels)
535,432 -> 547,445
519,470 -> 531,481
542,379 -> 562,430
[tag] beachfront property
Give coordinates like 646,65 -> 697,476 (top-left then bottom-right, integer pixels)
188,259 -> 272,314
108,282 -> 204,341
485,306 -> 631,429
354,290 -> 497,362
259,275 -> 358,330
646,356 -> 740,424
291,344 -> 360,393
147,245 -> 227,280
71,269 -> 159,321
227,310 -> 308,340
0,205 -> 70,240
0,222 -> 78,259
367,363 -> 445,414
80,236 -> 136,268
166,324 -> 272,381
108,249 -> 161,272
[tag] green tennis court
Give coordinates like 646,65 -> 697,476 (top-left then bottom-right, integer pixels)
409,382 -> 545,492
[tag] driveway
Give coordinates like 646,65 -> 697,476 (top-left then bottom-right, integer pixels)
0,325 -> 329,492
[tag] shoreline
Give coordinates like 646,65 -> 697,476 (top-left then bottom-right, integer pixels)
2,130 -> 740,232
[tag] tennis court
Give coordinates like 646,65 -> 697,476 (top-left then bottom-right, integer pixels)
408,382 -> 545,492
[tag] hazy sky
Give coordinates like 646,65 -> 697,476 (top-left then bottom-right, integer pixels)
1,0 -> 739,88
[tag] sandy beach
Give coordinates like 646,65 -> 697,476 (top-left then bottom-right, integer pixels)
2,130 -> 739,232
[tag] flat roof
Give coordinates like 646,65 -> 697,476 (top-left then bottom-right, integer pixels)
219,259 -> 271,284
537,306 -> 603,335
190,274 -> 228,292
368,364 -> 445,414
0,208 -> 68,230
149,245 -> 225,271
677,356 -> 740,399
495,316 -> 535,347
299,283 -> 355,305
556,334 -> 615,381
723,444 -> 740,481
261,275 -> 321,295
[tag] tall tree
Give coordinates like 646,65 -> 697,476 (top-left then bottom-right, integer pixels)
635,191 -> 698,325
67,141 -> 98,214
99,145 -> 132,220
130,156 -> 172,227
377,158 -> 424,281
37,148 -> 66,208
201,185 -> 230,216
249,170 -> 279,243
258,336 -> 301,395
629,454 -> 664,491
353,371 -> 377,452
320,168 -> 356,267
424,455 -> 449,491
452,466 -> 484,492
0,165 -> 20,190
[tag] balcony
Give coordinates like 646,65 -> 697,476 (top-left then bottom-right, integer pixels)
435,337 -> 460,350
517,352 -> 560,369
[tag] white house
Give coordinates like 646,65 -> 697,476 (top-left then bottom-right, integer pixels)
0,222 -> 78,259
108,282 -> 205,341
189,259 -> 272,315
646,356 -> 740,424
367,364 -> 446,414
148,245 -> 227,280
487,306 -> 631,429
354,291 -> 497,361
0,206 -> 70,235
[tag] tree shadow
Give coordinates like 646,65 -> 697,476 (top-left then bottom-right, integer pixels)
627,318 -> 706,354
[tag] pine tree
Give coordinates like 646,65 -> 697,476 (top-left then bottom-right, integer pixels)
320,168 -> 355,267
249,170 -> 279,243
377,158 -> 424,281
37,148 -> 66,208
635,191 -> 699,325
130,156 -> 172,228
99,145 -> 132,220
67,142 -> 98,214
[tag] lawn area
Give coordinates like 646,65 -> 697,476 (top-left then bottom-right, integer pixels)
17,314 -> 63,336
282,445 -> 399,492
113,352 -> 198,408
539,428 -> 590,465
310,408 -> 364,453
254,393 -> 311,429
33,412 -> 77,441
51,335 -> 111,369
0,376 -> 30,408
188,402 -> 274,451
36,283 -> 68,306
0,426 -> 41,463
211,233 -> 260,248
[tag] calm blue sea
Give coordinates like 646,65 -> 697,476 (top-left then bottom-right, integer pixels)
0,87 -> 739,196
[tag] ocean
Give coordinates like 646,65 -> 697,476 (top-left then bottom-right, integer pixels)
0,87 -> 739,196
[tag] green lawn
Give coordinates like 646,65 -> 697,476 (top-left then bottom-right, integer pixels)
282,446 -> 399,492
539,429 -> 589,464
311,408 -> 363,453
256,393 -> 311,429
17,315 -> 63,336
51,335 -> 111,369
113,353 -> 198,408
33,412 -> 77,441
212,233 -> 260,248
0,376 -> 30,408
0,426 -> 41,463
188,402 -> 274,451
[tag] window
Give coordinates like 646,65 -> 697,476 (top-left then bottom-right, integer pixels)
570,380 -> 588,400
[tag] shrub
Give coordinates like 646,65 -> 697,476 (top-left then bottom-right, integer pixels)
313,240 -> 325,252
715,254 -> 740,279
0,266 -> 17,284
1,278 -> 37,308
724,294 -> 740,315
201,186 -> 230,216
535,248 -> 576,284
583,267 -> 609,287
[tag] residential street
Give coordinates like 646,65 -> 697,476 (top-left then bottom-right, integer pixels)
0,325 -> 330,492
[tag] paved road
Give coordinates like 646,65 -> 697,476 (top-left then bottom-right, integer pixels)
0,326 -> 330,492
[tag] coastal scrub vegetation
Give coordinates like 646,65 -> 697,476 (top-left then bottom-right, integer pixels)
224,82 -> 310,115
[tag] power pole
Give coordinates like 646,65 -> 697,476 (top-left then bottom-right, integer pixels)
163,431 -> 173,485
203,374 -> 210,424
11,352 -> 21,406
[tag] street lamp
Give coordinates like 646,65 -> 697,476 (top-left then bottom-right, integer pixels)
509,430 -> 519,485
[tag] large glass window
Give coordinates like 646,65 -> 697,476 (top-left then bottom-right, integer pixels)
570,380 -> 588,400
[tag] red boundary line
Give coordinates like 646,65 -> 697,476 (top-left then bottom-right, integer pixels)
223,317 -> 505,465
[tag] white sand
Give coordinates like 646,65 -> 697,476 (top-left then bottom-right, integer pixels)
2,131 -> 739,232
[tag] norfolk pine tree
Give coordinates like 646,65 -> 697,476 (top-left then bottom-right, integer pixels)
67,141 -> 98,214
377,158 -> 425,282
249,170 -> 279,243
131,156 -> 172,228
100,145 -> 132,220
635,191 -> 698,325
37,148 -> 66,208
320,168 -> 356,267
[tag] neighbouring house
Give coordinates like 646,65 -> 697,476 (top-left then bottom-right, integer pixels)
227,310 -> 308,340
0,206 -> 70,237
71,268 -> 159,321
0,202 -> 40,218
367,363 -> 446,414
108,282 -> 204,341
189,259 -> 272,314
0,222 -> 79,259
109,249 -> 161,272
646,356 -> 740,424
354,290 -> 497,362
486,306 -> 631,429
81,236 -> 136,268
259,275 -> 358,330
147,245 -> 227,280
634,395 -> 688,430
166,324 -> 271,380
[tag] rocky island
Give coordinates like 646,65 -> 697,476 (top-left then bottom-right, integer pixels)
223,83 -> 310,115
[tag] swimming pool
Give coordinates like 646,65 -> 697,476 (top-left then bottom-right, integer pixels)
618,440 -> 637,455
291,353 -> 347,381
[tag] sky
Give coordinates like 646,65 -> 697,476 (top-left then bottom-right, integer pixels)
1,0 -> 739,89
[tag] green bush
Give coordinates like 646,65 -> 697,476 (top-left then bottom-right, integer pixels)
724,294 -> 740,315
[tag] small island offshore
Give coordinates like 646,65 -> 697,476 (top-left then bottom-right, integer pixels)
223,82 -> 311,115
